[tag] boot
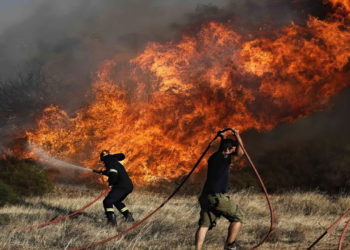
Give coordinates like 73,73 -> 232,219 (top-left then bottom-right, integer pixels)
225,241 -> 241,250
106,212 -> 117,226
124,212 -> 135,222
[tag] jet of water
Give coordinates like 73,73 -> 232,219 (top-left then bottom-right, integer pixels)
28,143 -> 93,172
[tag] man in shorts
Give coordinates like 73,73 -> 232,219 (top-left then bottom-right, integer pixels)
195,129 -> 245,250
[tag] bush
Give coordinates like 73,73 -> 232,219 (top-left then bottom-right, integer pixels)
0,157 -> 53,198
0,180 -> 19,206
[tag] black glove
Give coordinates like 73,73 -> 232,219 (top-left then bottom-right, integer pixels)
93,169 -> 103,174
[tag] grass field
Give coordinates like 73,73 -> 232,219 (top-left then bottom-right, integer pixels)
1,185 -> 350,249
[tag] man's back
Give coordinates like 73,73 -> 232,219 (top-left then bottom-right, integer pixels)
103,154 -> 133,190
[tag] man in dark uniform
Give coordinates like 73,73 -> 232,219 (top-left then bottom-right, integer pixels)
93,150 -> 134,225
195,130 -> 245,250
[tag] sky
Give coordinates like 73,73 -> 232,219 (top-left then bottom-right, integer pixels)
0,0 -> 38,35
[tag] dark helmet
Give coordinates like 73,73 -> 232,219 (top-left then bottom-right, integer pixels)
218,139 -> 238,152
100,149 -> 110,161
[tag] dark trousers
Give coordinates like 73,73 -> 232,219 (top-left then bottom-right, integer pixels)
103,187 -> 132,216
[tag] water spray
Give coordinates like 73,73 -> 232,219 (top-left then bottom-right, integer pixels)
28,143 -> 93,173
14,143 -> 108,231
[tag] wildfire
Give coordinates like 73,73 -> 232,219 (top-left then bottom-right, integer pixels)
27,2 -> 350,184
330,0 -> 350,13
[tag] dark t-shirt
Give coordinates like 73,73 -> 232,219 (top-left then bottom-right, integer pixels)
102,153 -> 133,191
202,151 -> 231,195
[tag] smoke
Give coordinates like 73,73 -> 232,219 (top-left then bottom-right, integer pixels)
243,85 -> 350,155
0,0 -> 229,80
28,142 -> 93,172
0,0 -> 326,79
184,0 -> 328,35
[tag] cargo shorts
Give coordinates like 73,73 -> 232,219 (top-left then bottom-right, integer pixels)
198,193 -> 244,229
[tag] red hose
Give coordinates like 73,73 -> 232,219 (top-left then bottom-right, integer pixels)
20,187 -> 111,230
338,217 -> 350,250
238,140 -> 275,249
307,208 -> 350,249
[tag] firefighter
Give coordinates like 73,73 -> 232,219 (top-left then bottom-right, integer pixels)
93,150 -> 134,225
195,130 -> 245,250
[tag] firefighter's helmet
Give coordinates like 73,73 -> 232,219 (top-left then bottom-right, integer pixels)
100,150 -> 110,161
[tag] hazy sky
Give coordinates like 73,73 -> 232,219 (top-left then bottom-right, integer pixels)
1,0 -> 31,11
0,0 -> 39,35
0,0 -> 226,35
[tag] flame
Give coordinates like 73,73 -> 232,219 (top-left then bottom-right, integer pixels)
330,0 -> 350,12
27,3 -> 350,185
329,0 -> 350,19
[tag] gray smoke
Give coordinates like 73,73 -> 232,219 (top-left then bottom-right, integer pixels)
0,0 -> 325,79
0,0 -> 229,80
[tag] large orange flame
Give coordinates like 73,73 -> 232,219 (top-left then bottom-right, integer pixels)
27,3 -> 350,184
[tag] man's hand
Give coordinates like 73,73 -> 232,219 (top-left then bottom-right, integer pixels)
217,128 -> 233,137
217,130 -> 226,139
232,129 -> 241,139
232,128 -> 239,135
232,128 -> 244,147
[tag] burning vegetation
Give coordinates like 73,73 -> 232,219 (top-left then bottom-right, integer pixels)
23,0 -> 350,185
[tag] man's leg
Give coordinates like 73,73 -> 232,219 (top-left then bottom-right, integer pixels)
214,194 -> 244,249
103,191 -> 117,225
195,226 -> 209,250
226,221 -> 241,245
113,190 -> 134,222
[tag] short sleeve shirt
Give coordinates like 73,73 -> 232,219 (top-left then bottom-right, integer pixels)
202,151 -> 231,195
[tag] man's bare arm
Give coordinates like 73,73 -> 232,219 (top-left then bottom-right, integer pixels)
232,129 -> 244,161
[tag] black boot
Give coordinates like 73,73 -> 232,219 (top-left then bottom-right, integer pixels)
106,212 -> 117,226
124,211 -> 135,222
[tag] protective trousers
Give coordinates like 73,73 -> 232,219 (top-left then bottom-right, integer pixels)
103,187 -> 132,218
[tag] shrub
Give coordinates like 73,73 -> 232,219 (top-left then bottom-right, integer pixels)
0,157 -> 53,197
0,180 -> 19,206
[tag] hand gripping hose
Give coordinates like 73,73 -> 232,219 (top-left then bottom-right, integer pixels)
307,207 -> 350,249
70,129 -> 274,250
20,187 -> 111,231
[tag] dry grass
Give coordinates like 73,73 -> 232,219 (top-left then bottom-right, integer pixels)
1,186 -> 350,250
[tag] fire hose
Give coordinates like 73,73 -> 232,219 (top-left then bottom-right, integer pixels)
224,128 -> 275,248
338,216 -> 350,250
20,187 -> 111,231
69,128 -> 275,250
307,207 -> 350,249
